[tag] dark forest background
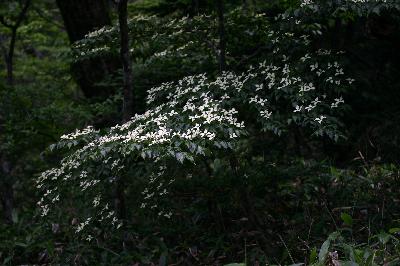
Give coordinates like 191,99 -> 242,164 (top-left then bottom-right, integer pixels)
0,0 -> 400,265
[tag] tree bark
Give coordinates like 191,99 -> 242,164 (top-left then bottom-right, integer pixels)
56,0 -> 111,43
242,0 -> 248,10
190,0 -> 199,17
56,0 -> 119,99
0,159 -> 14,224
5,27 -> 18,86
216,0 -> 226,72
118,0 -> 134,122
0,0 -> 31,86
0,0 -> 31,224
114,0 -> 134,222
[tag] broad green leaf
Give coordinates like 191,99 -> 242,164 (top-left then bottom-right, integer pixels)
341,212 -> 353,226
376,232 -> 391,245
318,239 -> 330,262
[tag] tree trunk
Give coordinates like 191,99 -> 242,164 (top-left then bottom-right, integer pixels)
190,0 -> 199,17
1,37 -> 14,220
6,25 -> 19,86
242,0 -> 248,9
5,54 -> 13,86
56,0 -> 111,43
216,0 -> 226,72
115,0 -> 134,222
0,0 -> 30,86
0,158 -> 14,224
118,0 -> 134,123
5,28 -> 17,86
56,0 -> 119,99
0,0 -> 30,224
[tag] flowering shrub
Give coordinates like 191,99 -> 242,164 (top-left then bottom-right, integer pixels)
72,14 -> 218,73
37,73 -> 246,238
36,6 -> 358,239
298,0 -> 399,17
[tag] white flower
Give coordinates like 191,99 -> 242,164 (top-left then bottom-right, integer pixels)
315,115 -> 326,124
331,97 -> 344,108
294,105 -> 303,113
310,62 -> 318,71
300,53 -> 311,62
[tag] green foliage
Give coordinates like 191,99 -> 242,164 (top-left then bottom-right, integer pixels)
311,229 -> 400,265
1,0 -> 400,265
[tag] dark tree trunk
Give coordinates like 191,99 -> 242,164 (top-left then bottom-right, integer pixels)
242,0 -> 248,10
5,29 -> 17,86
118,0 -> 134,123
0,62 -> 14,222
216,0 -> 226,72
190,0 -> 199,17
0,0 -> 30,224
56,0 -> 111,43
0,0 -> 30,86
56,0 -> 119,99
5,54 -> 13,86
114,0 -> 134,222
251,0 -> 257,9
0,159 -> 14,224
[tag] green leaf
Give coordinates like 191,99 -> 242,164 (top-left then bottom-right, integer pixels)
385,258 -> 400,266
376,232 -> 391,245
328,231 -> 341,241
341,261 -> 359,266
318,239 -> 330,262
364,250 -> 375,266
175,152 -> 185,163
196,145 -> 205,155
389,228 -> 400,234
11,209 -> 18,224
341,212 -> 353,226
3,256 -> 12,265
15,242 -> 28,248
309,247 -> 318,264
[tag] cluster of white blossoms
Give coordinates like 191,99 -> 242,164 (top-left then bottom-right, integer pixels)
139,166 -> 174,219
40,54 -> 350,240
60,126 -> 98,140
36,72 -> 248,237
85,26 -> 114,39
78,46 -> 110,58
38,7 -> 356,239
72,13 -> 215,65
300,0 -> 314,7
300,0 -> 397,10
349,0 -> 389,2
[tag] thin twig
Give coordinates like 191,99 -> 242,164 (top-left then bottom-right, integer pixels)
278,234 -> 295,265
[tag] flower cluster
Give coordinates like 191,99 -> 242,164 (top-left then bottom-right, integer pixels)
37,73 -> 246,238
71,14 -> 215,67
60,126 -> 98,140
38,8 -> 354,239
300,0 -> 391,6
299,0 -> 398,16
